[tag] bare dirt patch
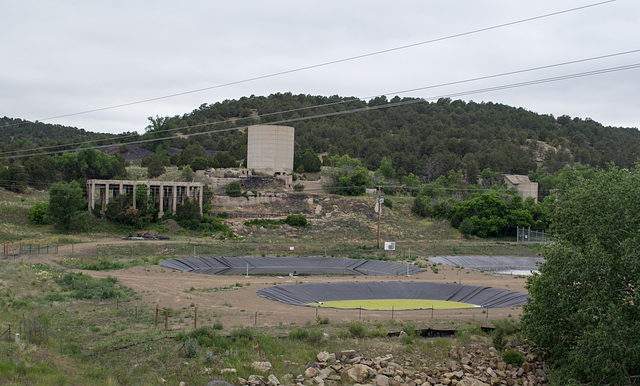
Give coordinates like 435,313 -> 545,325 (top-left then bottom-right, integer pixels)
22,239 -> 527,330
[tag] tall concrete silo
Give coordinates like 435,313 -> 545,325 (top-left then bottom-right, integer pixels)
247,125 -> 294,174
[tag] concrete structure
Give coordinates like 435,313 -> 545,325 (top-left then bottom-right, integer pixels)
247,125 -> 294,174
503,174 -> 538,202
86,179 -> 203,218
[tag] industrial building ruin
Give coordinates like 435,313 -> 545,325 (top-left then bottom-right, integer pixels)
246,125 -> 294,175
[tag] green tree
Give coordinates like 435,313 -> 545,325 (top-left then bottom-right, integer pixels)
48,181 -> 86,231
225,181 -> 242,197
146,156 -> 166,178
180,144 -> 207,166
375,156 -> 396,180
28,201 -> 52,225
175,198 -> 202,222
522,166 -> 640,384
182,165 -> 194,181
327,154 -> 372,196
300,149 -> 322,173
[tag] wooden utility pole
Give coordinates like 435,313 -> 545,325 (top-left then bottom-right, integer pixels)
377,186 -> 381,249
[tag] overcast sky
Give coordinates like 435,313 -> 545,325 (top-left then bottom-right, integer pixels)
2,0 -> 639,135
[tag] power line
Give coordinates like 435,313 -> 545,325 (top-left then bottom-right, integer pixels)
2,61 -> 639,160
3,48 -> 639,159
3,0 -> 615,127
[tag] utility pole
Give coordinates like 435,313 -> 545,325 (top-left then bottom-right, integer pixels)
377,186 -> 382,249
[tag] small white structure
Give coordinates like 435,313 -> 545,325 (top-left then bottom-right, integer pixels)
247,125 -> 294,174
503,174 -> 539,203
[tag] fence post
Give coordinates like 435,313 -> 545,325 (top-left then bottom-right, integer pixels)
155,305 -> 159,326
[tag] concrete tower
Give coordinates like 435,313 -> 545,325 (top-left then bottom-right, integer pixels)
247,125 -> 294,174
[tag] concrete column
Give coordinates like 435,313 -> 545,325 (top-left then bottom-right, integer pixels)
158,184 -> 164,218
198,186 -> 203,213
172,185 -> 177,213
88,181 -> 96,211
132,184 -> 137,209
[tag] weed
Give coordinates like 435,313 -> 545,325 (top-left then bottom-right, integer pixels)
184,338 -> 199,358
502,349 -> 524,366
348,322 -> 367,338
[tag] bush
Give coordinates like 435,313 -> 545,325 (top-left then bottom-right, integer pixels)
348,322 -> 367,338
225,181 -> 242,197
28,202 -> 52,225
492,319 -> 519,351
293,183 -> 304,191
288,329 -> 308,340
283,214 -> 307,227
502,349 -> 525,366
184,338 -> 199,358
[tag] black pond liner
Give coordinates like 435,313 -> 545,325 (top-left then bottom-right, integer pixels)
159,257 -> 423,276
429,256 -> 545,273
256,281 -> 529,309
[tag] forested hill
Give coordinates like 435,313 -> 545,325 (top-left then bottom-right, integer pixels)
169,93 -> 640,179
0,117 -> 122,151
3,93 -> 640,183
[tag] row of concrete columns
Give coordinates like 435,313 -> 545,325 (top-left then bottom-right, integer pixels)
86,179 -> 204,218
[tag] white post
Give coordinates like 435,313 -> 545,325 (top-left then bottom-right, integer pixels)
246,263 -> 249,278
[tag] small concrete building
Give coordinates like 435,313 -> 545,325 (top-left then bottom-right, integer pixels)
503,174 -> 539,202
247,125 -> 294,174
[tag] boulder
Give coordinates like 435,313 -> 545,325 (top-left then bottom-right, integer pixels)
347,364 -> 376,383
251,361 -> 273,373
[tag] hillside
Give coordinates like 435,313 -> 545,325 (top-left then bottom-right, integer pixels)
3,93 -> 640,185
0,117 -> 129,152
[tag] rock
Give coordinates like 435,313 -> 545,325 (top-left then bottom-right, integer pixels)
221,368 -> 237,374
522,363 -> 533,373
206,381 -> 235,386
457,377 -> 490,386
347,364 -> 376,383
373,374 -> 390,386
252,361 -> 273,373
319,368 -> 334,379
179,382 -> 186,386
443,370 -> 464,379
490,376 -> 501,386
341,349 -> 356,357
317,351 -> 333,363
305,367 -> 319,378
267,374 -> 280,386
247,375 -> 266,385
486,367 -> 497,378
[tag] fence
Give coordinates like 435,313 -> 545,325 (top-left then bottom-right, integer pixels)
2,242 -> 59,257
155,305 -> 198,330
516,227 -> 552,243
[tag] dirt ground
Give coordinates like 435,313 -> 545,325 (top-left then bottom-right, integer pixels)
20,239 -> 529,330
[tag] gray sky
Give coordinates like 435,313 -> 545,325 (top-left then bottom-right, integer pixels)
2,0 -> 639,135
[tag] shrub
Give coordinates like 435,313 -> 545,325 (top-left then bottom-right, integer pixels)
28,202 -> 52,225
492,319 -> 519,351
225,181 -> 242,197
348,322 -> 367,338
288,329 -> 308,340
284,214 -> 307,227
293,183 -> 304,191
184,338 -> 199,358
502,349 -> 525,366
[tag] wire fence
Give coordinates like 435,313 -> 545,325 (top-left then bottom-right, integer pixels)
516,226 -> 552,243
2,242 -> 59,257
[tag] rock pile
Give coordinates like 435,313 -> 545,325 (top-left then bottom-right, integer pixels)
232,346 -> 548,386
